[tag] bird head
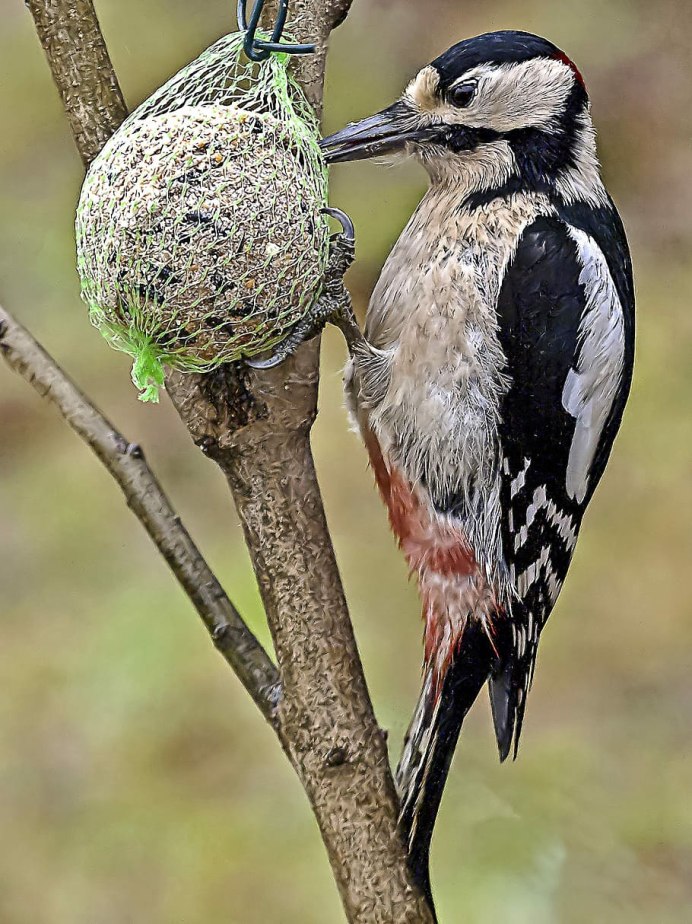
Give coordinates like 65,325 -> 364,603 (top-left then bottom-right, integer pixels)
321,31 -> 600,201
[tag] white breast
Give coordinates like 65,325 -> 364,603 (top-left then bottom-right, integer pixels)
347,188 -> 554,568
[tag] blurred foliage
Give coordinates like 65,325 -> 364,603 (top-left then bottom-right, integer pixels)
1,0 -> 691,921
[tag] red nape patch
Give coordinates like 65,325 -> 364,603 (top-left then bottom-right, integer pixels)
553,51 -> 586,90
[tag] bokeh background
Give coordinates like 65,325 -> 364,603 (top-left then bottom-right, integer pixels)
1,1 -> 691,921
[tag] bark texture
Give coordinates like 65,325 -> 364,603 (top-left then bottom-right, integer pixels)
165,4 -> 433,916
25,0 -> 127,166
22,1 -> 436,920
166,364 -> 434,923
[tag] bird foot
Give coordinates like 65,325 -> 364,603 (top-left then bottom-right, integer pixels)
245,208 -> 366,370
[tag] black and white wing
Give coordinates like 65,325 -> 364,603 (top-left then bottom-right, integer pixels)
490,210 -> 635,760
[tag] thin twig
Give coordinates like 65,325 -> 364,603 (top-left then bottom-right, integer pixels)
0,305 -> 280,723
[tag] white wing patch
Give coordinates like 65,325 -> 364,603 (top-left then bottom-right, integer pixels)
562,228 -> 626,504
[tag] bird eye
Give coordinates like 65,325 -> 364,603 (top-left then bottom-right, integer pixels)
449,82 -> 476,108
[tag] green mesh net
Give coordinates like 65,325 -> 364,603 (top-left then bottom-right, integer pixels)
76,32 -> 330,402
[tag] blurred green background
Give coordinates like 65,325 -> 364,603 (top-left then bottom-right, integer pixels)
1,1 -> 691,921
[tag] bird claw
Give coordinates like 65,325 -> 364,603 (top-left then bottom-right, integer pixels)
323,206 -> 355,244
244,316 -> 317,369
243,345 -> 293,370
245,207 -> 362,370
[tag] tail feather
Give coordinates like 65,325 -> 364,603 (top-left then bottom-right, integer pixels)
489,615 -> 538,761
488,660 -> 517,762
395,620 -> 495,906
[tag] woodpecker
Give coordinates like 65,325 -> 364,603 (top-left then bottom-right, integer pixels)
318,30 -> 635,901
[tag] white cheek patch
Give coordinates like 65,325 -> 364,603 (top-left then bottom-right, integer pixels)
405,66 -> 441,111
562,227 -> 626,504
439,58 -> 575,132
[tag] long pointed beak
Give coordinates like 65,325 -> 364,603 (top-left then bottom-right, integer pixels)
320,100 -> 434,163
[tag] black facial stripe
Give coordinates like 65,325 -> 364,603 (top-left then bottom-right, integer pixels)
506,81 -> 588,172
431,79 -> 589,197
432,124 -> 502,154
464,177 -> 540,210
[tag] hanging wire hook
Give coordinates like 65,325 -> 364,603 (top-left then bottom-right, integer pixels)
237,0 -> 315,62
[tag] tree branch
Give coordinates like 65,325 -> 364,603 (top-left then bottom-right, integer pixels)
25,0 -> 127,167
24,1 -> 435,920
165,4 -> 433,918
329,0 -> 355,29
0,305 -> 280,723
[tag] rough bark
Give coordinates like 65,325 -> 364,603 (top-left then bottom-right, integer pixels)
23,1 -> 436,921
166,364 -> 434,923
165,3 -> 434,916
25,0 -> 127,166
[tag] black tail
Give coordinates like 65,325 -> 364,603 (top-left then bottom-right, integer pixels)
488,604 -> 539,762
395,621 -> 496,910
488,657 -> 526,762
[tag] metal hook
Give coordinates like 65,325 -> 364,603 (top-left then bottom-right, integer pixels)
237,0 -> 315,62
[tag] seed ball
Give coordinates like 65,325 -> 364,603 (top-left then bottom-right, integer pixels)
76,104 -> 329,371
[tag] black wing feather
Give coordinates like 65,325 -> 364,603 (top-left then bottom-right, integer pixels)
490,211 -> 634,759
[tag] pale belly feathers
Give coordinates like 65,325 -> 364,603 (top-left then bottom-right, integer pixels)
346,188 -> 554,576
